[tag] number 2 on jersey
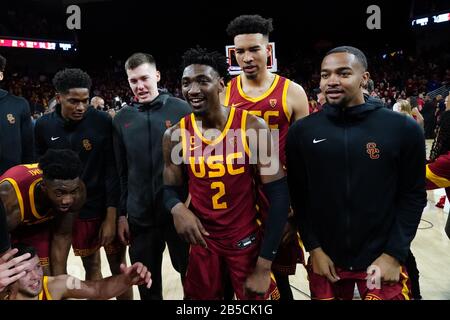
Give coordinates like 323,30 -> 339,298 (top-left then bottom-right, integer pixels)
211,181 -> 227,209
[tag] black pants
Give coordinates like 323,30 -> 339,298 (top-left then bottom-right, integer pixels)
405,250 -> 421,300
129,221 -> 189,300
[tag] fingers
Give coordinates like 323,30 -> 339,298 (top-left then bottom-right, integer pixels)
3,253 -> 31,271
118,229 -> 128,246
195,220 -> 208,248
327,264 -> 340,283
197,220 -> 210,237
0,248 -> 18,263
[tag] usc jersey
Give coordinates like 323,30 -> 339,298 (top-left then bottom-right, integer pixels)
224,74 -> 291,166
180,107 -> 258,239
0,164 -> 52,226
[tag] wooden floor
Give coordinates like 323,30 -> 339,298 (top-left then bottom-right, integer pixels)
67,140 -> 450,300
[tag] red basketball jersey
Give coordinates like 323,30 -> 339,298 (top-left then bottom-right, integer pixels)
38,276 -> 53,300
180,107 -> 258,239
224,74 -> 291,166
0,164 -> 52,226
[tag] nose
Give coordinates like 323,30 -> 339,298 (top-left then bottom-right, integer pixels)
61,195 -> 74,206
137,80 -> 145,90
326,73 -> 340,86
188,82 -> 201,95
243,51 -> 253,64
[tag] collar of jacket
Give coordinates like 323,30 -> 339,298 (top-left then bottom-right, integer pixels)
133,92 -> 170,111
55,103 -> 91,128
0,89 -> 9,99
323,95 -> 384,120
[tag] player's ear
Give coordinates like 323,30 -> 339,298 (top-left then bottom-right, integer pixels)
156,70 -> 161,83
361,71 -> 370,88
218,77 -> 225,93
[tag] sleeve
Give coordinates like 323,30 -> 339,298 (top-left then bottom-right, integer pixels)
104,117 -> 120,209
34,117 -> 48,158
425,152 -> 450,190
112,117 -> 128,216
20,100 -> 35,163
286,122 -> 320,251
384,118 -> 427,263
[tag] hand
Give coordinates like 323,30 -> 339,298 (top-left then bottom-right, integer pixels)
120,262 -> 152,288
370,253 -> 401,284
117,216 -> 130,246
310,247 -> 340,283
243,257 -> 272,298
0,248 -> 31,292
172,203 -> 209,248
99,218 -> 116,247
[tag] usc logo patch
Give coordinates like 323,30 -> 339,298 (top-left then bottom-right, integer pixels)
82,139 -> 92,151
6,114 -> 15,124
366,142 -> 380,160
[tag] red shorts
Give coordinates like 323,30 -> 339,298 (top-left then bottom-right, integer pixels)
72,217 -> 123,257
256,188 -> 304,275
184,229 -> 279,300
11,223 -> 51,266
307,259 -> 411,300
271,233 -> 305,275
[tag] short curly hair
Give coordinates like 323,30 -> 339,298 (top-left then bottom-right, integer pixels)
181,47 -> 231,84
226,14 -> 273,39
38,149 -> 82,180
52,68 -> 92,94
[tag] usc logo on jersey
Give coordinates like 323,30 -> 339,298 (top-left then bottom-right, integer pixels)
189,153 -> 245,179
248,110 -> 279,129
366,142 -> 380,160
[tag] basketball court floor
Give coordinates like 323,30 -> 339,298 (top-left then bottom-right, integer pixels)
66,140 -> 450,300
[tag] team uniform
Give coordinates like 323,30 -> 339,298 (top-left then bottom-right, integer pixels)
180,107 -> 278,300
38,276 -> 53,300
306,262 -> 411,300
0,164 -> 53,266
425,151 -> 450,193
224,74 -> 304,275
35,105 -> 121,258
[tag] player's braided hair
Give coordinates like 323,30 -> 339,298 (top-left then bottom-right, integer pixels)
226,14 -> 273,38
52,68 -> 92,94
181,46 -> 231,84
430,110 -> 450,161
38,149 -> 82,180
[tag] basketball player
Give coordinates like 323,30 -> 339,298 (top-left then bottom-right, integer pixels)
35,69 -> 131,300
0,149 -> 86,275
221,14 -> 309,299
163,47 -> 289,299
286,46 -> 426,300
12,244 -> 151,300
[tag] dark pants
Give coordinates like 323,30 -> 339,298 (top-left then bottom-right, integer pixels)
129,221 -> 189,300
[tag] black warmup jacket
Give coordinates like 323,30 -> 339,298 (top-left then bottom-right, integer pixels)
0,89 -> 34,175
34,105 -> 119,219
113,92 -> 191,227
287,97 -> 427,270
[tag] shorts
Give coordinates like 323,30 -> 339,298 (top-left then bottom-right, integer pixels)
306,259 -> 411,300
11,223 -> 51,266
271,233 -> 305,275
72,217 -> 123,257
183,229 -> 279,300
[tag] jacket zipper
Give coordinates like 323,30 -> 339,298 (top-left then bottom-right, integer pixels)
147,110 -> 153,202
343,111 -> 352,270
